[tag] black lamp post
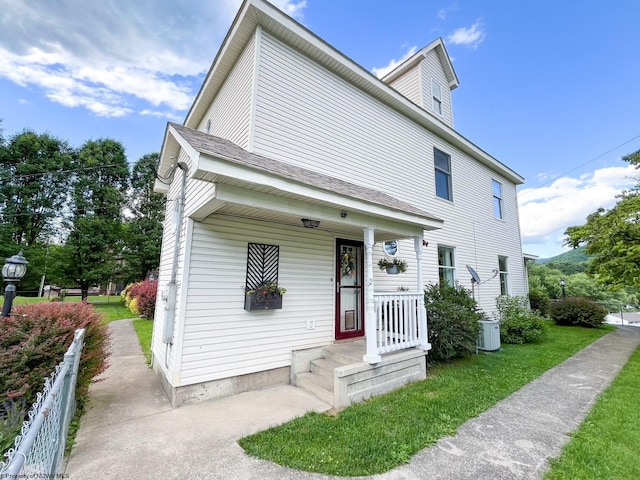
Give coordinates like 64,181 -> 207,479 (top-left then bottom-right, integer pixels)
559,279 -> 566,299
2,250 -> 28,317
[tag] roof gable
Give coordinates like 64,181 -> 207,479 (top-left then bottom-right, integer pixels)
381,38 -> 459,91
177,0 -> 524,185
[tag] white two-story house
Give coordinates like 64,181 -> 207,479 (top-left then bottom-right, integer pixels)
151,0 -> 526,408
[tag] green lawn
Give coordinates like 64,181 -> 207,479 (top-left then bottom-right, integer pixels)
3,295 -> 134,323
239,324 -> 613,477
545,345 -> 640,480
132,319 -> 154,365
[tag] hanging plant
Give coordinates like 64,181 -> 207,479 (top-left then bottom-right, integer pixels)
378,258 -> 408,275
341,251 -> 357,277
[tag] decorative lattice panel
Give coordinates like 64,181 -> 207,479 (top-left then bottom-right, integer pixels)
245,243 -> 280,290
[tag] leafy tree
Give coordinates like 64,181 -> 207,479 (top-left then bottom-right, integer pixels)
122,153 -> 165,282
64,139 -> 129,299
0,130 -> 73,247
565,149 -> 640,289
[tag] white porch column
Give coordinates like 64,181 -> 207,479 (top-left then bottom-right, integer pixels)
363,227 -> 381,364
415,236 -> 431,351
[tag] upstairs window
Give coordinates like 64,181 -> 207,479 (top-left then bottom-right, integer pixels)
434,148 -> 453,201
498,256 -> 509,295
438,245 -> 456,287
492,180 -> 503,219
432,79 -> 442,115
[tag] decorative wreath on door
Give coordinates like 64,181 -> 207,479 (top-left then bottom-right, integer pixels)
341,251 -> 357,277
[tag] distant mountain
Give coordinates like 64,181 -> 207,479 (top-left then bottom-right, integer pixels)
536,246 -> 591,275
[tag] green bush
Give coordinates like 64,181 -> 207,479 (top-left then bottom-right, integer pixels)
549,297 -> 608,328
495,295 -> 547,344
0,302 -> 110,455
528,287 -> 550,316
424,283 -> 483,362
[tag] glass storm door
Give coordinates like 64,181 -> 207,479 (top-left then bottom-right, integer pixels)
336,239 -> 365,340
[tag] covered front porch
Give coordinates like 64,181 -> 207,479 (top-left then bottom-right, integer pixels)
158,123 -> 442,406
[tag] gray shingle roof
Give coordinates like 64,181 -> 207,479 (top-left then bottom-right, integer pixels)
169,122 -> 442,223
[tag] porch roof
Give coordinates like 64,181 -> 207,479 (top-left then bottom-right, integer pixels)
159,123 -> 443,240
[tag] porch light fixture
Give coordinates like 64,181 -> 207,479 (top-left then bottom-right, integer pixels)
2,250 -> 28,318
301,218 -> 320,229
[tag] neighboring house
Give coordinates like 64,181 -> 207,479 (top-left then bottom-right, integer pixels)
151,0 -> 526,408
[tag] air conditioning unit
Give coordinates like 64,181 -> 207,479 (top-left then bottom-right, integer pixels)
478,319 -> 501,352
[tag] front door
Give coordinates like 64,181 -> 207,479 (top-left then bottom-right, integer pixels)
336,239 -> 365,340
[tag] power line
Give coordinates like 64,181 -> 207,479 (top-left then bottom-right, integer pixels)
0,163 -> 126,183
532,132 -> 640,189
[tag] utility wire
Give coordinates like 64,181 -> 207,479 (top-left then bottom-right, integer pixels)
0,163 -> 125,183
532,132 -> 640,189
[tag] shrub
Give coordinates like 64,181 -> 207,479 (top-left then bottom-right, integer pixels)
528,287 -> 550,316
0,302 -> 110,445
424,283 -> 483,362
495,295 -> 547,344
122,279 -> 158,319
549,297 -> 608,328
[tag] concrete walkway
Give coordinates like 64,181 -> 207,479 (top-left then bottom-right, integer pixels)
65,321 -> 640,480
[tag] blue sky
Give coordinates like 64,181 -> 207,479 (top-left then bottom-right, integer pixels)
1,0 -> 639,258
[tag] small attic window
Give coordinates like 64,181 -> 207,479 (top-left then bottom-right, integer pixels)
432,79 -> 442,116
205,118 -> 211,134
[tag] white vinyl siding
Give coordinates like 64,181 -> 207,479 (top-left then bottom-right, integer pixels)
177,215 -> 334,386
198,31 -> 256,149
250,31 -> 525,314
387,66 -> 422,106
152,151 -> 194,375
422,49 -> 453,127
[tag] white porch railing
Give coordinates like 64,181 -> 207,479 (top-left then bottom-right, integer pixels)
374,292 -> 425,354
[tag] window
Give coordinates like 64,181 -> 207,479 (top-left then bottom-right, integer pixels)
492,180 -> 503,219
432,79 -> 442,115
438,246 -> 456,287
498,256 -> 509,295
434,148 -> 452,201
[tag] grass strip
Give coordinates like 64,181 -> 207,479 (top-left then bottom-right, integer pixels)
545,345 -> 640,480
239,324 -> 612,476
133,319 -> 154,365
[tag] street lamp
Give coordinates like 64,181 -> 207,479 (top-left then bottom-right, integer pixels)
559,279 -> 566,299
2,250 -> 28,317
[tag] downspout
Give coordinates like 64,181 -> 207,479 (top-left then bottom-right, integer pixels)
162,161 -> 188,346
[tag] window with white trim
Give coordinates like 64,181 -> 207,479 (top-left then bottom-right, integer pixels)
438,245 -> 456,287
492,180 -> 503,219
432,79 -> 442,115
498,256 -> 509,295
434,148 -> 453,201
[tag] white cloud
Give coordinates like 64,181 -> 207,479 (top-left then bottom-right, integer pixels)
446,21 -> 486,48
437,3 -> 459,21
519,164 -> 638,256
372,46 -> 419,79
0,0 -> 307,118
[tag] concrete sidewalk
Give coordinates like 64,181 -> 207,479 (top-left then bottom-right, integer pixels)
65,321 -> 640,480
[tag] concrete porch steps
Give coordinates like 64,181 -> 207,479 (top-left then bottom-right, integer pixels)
295,344 -> 363,406
293,340 -> 428,410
